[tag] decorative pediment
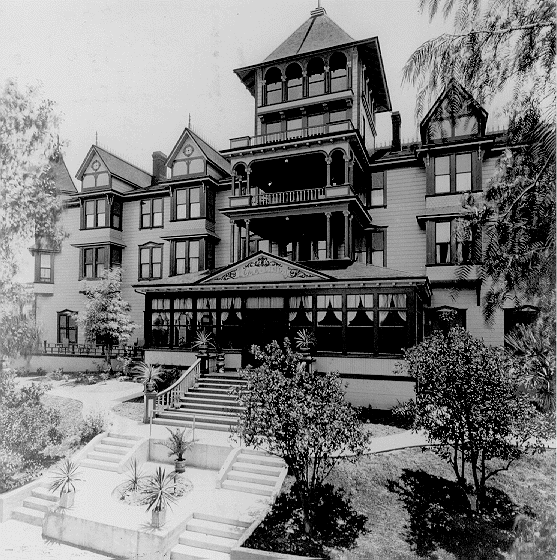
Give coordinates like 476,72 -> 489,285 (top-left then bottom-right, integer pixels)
199,251 -> 333,284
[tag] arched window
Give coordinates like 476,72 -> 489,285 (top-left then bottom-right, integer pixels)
307,58 -> 325,96
234,164 -> 248,195
330,150 -> 346,185
286,63 -> 303,101
265,67 -> 282,105
330,52 -> 347,93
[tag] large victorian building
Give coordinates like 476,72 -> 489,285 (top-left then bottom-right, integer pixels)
31,7 -> 524,407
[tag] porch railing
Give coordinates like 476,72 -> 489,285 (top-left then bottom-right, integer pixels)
154,358 -> 202,415
41,341 -> 143,359
254,187 -> 326,206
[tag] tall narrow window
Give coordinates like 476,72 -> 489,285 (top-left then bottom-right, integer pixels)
378,293 -> 407,354
140,198 -> 163,228
308,58 -> 325,96
84,199 -> 106,228
36,252 -> 53,283
57,311 -> 78,344
174,187 -> 202,220
286,63 -> 303,101
369,171 -> 386,207
369,231 -> 386,267
435,221 -> 451,263
329,52 -> 347,92
189,240 -> 200,273
265,67 -> 282,105
330,150 -> 346,185
434,156 -> 450,194
456,153 -> 472,192
139,244 -> 163,280
151,298 -> 170,347
172,239 -> 203,275
346,294 -> 374,353
316,294 -> 343,352
111,199 -> 122,229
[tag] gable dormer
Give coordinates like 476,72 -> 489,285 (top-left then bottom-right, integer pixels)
79,150 -> 110,191
420,81 -> 488,145
165,127 -> 230,181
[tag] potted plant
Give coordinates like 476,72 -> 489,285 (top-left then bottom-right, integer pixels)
160,427 -> 194,473
141,467 -> 178,528
294,329 -> 316,355
49,459 -> 82,508
134,362 -> 163,393
192,331 -> 215,355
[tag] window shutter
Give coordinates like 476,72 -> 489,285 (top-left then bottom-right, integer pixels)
426,221 -> 436,265
170,188 -> 176,221
472,149 -> 483,192
199,238 -> 206,271
78,249 -> 84,280
426,156 -> 434,195
382,229 -> 388,267
449,154 -> 456,193
170,242 -> 175,276
450,220 -> 458,264
382,171 -> 387,206
200,185 -> 206,218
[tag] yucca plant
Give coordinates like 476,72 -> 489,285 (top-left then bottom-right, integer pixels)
192,331 -> 215,352
120,458 -> 146,496
160,427 -> 194,473
133,362 -> 163,392
294,329 -> 316,352
49,459 -> 82,508
141,467 -> 178,527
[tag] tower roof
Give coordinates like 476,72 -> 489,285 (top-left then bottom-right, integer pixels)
264,7 -> 354,62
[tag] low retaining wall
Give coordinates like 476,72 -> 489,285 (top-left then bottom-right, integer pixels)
149,439 -> 234,470
342,375 -> 415,409
231,547 -> 321,560
10,355 -> 117,373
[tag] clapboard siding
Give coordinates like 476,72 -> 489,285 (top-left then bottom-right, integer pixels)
215,190 -> 232,266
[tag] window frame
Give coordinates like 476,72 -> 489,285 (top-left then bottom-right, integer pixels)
368,230 -> 387,267
79,244 -> 122,280
140,197 -> 164,229
426,219 -> 481,266
369,170 -> 387,207
427,151 -> 481,196
425,306 -> 467,336
171,186 -> 204,221
138,243 -> 163,280
170,238 -> 209,276
57,310 -> 78,344
35,251 -> 54,283
81,196 -> 123,230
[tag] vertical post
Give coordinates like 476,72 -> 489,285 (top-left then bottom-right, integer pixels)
344,211 -> 350,258
325,156 -> 332,187
349,215 -> 354,259
143,387 -> 157,424
235,223 -> 242,262
325,212 -> 332,259
230,220 -> 235,264
246,167 -> 252,195
245,219 -> 251,257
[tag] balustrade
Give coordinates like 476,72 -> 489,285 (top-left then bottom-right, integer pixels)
154,358 -> 201,414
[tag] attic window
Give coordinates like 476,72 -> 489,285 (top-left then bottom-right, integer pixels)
426,95 -> 479,143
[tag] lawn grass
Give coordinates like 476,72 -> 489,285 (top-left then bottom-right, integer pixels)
112,397 -> 143,422
327,448 -> 556,559
42,394 -> 83,439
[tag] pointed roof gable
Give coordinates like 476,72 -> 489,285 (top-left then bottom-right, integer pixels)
51,158 -> 77,195
199,251 -> 333,284
75,145 -> 152,188
264,8 -> 354,63
166,127 -> 230,176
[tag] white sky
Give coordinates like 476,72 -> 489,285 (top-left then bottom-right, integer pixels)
0,0 -> 468,180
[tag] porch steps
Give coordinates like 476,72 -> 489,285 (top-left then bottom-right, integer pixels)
80,432 -> 144,473
153,374 -> 247,432
170,512 -> 250,559
11,485 -> 58,526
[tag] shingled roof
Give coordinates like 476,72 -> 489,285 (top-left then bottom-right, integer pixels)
51,158 -> 77,195
264,7 -> 354,62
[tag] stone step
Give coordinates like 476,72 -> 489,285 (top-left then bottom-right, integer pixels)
199,378 -> 246,386
227,470 -> 277,487
221,479 -> 274,497
31,487 -> 59,502
157,411 -> 238,425
179,531 -> 237,553
191,387 -> 238,396
201,374 -> 245,382
236,453 -> 284,467
80,458 -> 120,472
102,436 -> 136,448
186,518 -> 245,540
23,496 -> 55,513
177,401 -> 244,413
95,443 -> 128,455
231,461 -> 283,477
87,451 -> 121,463
11,506 -> 44,526
108,432 -> 143,441
170,543 -> 231,560
176,405 -> 242,417
184,393 -> 238,403
193,512 -> 251,528
152,418 -> 233,432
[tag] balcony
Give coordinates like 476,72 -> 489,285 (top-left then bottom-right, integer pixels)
229,184 -> 357,208
229,120 -> 355,150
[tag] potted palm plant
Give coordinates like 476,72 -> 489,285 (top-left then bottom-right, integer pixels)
141,467 -> 178,528
192,331 -> 214,355
161,427 -> 194,473
294,329 -> 316,355
134,362 -> 163,393
49,459 -> 82,508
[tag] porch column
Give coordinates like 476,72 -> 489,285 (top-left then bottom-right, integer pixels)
349,215 -> 354,259
230,220 -> 235,263
246,167 -> 252,195
325,156 -> 332,187
343,211 -> 350,258
325,212 -> 332,259
344,154 -> 350,185
245,219 -> 251,257
235,222 -> 242,262
231,174 -> 236,195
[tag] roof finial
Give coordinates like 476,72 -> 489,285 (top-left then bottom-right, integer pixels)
188,113 -> 191,128
311,1 -> 325,17
95,131 -> 98,145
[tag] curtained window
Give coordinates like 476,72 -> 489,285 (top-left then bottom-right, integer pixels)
346,294 -> 374,353
317,294 -> 342,352
220,297 -> 242,349
378,294 -> 407,354
174,298 -> 194,348
151,298 -> 170,347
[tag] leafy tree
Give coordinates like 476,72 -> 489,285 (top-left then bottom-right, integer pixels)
401,327 -> 548,511
78,268 -> 138,369
0,310 -> 40,363
235,338 -> 370,536
403,0 -> 556,319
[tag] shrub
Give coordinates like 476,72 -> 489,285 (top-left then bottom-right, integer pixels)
391,400 -> 416,429
46,368 -> 64,381
0,447 -> 23,492
77,410 -> 110,445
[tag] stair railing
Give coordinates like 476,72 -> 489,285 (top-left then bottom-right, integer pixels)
154,358 -> 202,416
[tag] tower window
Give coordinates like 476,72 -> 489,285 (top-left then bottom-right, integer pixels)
330,52 -> 348,93
286,63 -> 303,101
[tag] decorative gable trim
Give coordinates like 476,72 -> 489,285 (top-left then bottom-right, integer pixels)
75,146 -> 109,181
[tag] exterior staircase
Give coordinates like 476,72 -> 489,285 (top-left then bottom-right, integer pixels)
170,512 -> 251,560
11,485 -> 59,526
153,373 -> 247,432
80,432 -> 144,472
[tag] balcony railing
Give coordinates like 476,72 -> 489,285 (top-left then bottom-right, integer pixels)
229,120 -> 355,150
229,184 -> 355,209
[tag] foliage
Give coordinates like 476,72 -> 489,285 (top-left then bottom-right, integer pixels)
161,427 -> 194,462
506,299 -> 556,414
78,268 -> 138,367
234,338 -> 370,535
294,329 -> 316,350
141,467 -> 179,512
120,458 -> 146,496
0,448 -> 23,492
403,327 -> 549,511
403,0 -> 556,320
192,330 -> 215,350
0,312 -> 40,361
133,362 -> 163,386
246,482 -> 367,558
0,79 -> 64,303
77,410 -> 110,445
49,459 -> 82,496
390,400 -> 417,430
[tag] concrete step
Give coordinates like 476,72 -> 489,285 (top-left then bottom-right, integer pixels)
108,432 -> 142,441
102,436 -> 135,448
236,453 -> 284,467
227,470 -> 277,487
152,418 -> 233,432
231,461 -> 283,477
186,518 -> 245,540
179,531 -> 237,553
199,379 -> 246,386
201,374 -> 245,381
183,394 -> 238,404
80,458 -> 120,472
178,401 -> 244,412
170,543 -> 230,560
23,496 -> 55,513
221,479 -> 273,497
95,443 -> 128,455
190,387 -> 238,397
158,411 -> 238,425
31,487 -> 58,502
193,512 -> 251,528
175,407 -> 241,419
87,451 -> 121,463
11,506 -> 44,526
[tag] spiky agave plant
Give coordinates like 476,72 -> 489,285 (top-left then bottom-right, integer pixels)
49,459 -> 82,496
133,362 -> 163,388
141,467 -> 178,513
120,458 -> 146,495
161,427 -> 194,462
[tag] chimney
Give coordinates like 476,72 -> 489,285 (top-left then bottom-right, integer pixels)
391,111 -> 401,152
152,151 -> 167,182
